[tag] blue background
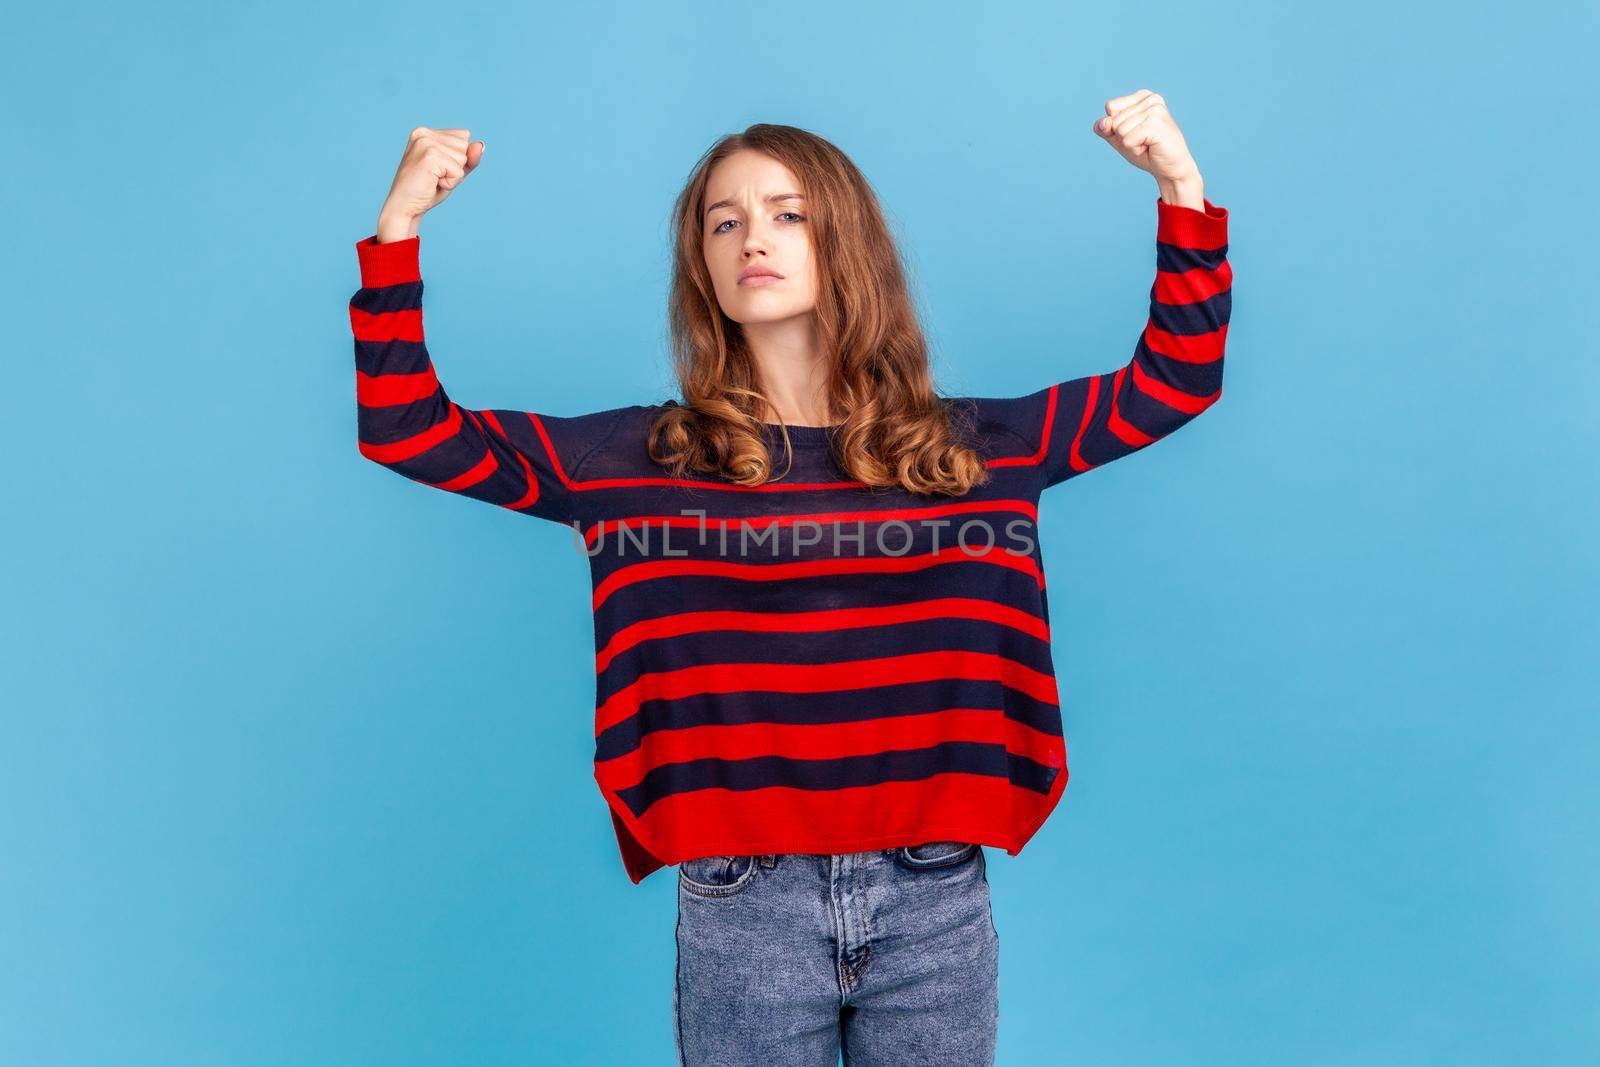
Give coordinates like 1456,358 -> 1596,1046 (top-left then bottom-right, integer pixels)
6,1 -> 1596,1063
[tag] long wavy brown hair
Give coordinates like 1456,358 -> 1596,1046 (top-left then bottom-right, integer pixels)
646,123 -> 990,496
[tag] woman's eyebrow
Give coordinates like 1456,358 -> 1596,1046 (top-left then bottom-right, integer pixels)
704,192 -> 806,219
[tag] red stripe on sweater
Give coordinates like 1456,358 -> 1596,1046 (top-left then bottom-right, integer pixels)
1144,321 -> 1227,364
358,403 -> 463,464
595,708 -> 1065,786
1154,260 -> 1233,304
592,543 -> 1044,613
1155,198 -> 1229,249
986,383 -> 1060,473
349,306 -> 424,344
595,597 -> 1051,673
430,448 -> 497,492
354,234 -> 422,287
356,365 -> 440,407
1130,356 -> 1220,414
599,766 -> 1066,867
594,650 -> 1060,734
1106,364 -> 1155,447
478,409 -> 542,509
1068,373 -> 1102,473
586,498 -> 1038,548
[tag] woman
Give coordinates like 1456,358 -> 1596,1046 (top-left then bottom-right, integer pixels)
348,92 -> 1230,1065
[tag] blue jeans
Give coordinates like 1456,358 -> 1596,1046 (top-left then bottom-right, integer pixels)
673,842 -> 999,1065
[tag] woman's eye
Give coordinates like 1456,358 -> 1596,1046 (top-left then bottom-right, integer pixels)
712,213 -> 804,235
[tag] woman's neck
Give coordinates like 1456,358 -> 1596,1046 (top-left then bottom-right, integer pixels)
744,317 -> 833,426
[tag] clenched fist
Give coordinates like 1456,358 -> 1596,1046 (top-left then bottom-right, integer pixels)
376,127 -> 486,243
1093,90 -> 1202,190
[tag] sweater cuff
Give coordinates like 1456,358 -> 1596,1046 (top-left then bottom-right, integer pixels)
1155,196 -> 1228,250
355,233 -> 421,288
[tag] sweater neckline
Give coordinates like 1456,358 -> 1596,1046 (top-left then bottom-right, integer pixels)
761,421 -> 841,447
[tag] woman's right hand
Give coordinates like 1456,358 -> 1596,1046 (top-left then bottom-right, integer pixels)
375,126 -> 485,242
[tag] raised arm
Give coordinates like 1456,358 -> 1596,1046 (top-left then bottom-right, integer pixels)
966,90 -> 1232,488
349,231 -> 626,526
349,126 -> 625,527
972,194 -> 1230,488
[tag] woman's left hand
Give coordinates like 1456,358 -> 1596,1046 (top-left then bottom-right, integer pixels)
1093,90 -> 1201,185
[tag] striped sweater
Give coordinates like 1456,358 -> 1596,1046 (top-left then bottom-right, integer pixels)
348,195 -> 1231,883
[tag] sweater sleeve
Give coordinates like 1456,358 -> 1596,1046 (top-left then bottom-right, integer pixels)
962,196 -> 1231,489
348,233 -> 628,527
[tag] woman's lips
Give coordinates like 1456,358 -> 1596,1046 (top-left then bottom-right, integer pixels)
739,274 -> 782,286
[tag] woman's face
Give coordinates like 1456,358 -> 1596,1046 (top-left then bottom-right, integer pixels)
701,150 -> 819,325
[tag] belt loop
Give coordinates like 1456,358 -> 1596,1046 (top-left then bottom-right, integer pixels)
759,853 -> 776,868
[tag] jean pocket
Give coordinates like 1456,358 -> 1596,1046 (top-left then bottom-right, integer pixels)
677,854 -> 759,897
896,841 -> 980,870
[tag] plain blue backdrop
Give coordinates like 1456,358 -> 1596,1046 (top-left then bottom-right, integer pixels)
5,1 -> 1596,1063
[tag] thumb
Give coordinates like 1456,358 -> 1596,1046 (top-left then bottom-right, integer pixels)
465,140 -> 486,174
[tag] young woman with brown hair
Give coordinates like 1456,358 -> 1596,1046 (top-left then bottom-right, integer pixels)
348,92 -> 1231,1063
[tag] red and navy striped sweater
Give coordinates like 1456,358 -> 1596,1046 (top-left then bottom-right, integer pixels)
349,195 -> 1231,883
